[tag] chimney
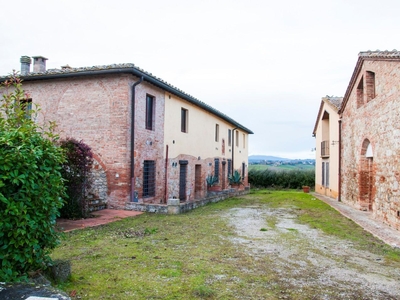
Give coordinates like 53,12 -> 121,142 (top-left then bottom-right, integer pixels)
32,56 -> 48,73
20,56 -> 31,75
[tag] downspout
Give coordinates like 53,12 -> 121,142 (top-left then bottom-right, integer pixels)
338,118 -> 342,202
130,76 -> 144,202
232,127 -> 239,171
164,145 -> 169,204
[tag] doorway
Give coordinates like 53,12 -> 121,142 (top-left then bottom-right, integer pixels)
194,164 -> 202,199
359,140 -> 374,211
179,161 -> 188,202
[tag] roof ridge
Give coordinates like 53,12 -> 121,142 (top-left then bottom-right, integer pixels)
359,49 -> 400,58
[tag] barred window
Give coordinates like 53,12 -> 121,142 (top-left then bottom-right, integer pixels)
143,160 -> 156,197
214,158 -> 220,182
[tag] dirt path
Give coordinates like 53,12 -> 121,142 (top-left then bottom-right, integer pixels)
225,206 -> 400,299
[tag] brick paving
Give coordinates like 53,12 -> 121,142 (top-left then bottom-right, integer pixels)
56,209 -> 143,232
313,193 -> 400,248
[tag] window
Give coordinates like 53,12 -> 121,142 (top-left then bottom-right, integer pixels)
214,158 -> 220,182
143,160 -> 156,197
236,131 -> 239,147
366,71 -> 375,102
146,95 -> 155,130
21,98 -> 32,119
215,124 -> 219,142
356,76 -> 364,108
181,108 -> 188,133
243,133 -> 245,148
228,129 -> 232,146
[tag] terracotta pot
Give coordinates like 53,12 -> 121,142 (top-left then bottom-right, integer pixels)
208,185 -> 222,192
302,186 -> 310,193
231,183 -> 244,191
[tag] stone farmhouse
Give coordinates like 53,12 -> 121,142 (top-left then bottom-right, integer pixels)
3,56 -> 253,211
314,50 -> 400,231
339,50 -> 400,230
312,96 -> 342,200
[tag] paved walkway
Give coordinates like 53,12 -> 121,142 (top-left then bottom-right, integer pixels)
56,209 -> 143,232
313,193 -> 400,248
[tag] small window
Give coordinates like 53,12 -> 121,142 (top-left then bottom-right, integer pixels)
215,124 -> 219,142
143,160 -> 156,197
181,108 -> 188,133
228,129 -> 232,146
236,131 -> 239,147
357,76 -> 364,108
227,159 -> 232,177
21,98 -> 32,119
243,133 -> 245,149
146,95 -> 155,130
366,71 -> 375,102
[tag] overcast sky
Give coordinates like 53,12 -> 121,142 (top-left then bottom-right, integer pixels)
1,0 -> 399,159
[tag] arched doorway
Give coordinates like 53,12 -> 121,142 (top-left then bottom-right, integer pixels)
358,139 -> 374,211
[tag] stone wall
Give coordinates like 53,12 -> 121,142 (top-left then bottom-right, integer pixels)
87,158 -> 108,211
341,59 -> 400,230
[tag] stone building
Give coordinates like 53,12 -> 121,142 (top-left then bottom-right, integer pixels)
313,96 -> 342,199
2,56 -> 253,211
339,50 -> 400,230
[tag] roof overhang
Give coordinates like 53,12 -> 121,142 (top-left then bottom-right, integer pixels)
1,65 -> 254,134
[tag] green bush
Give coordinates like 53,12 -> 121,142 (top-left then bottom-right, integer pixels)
248,168 -> 315,189
0,74 -> 66,282
59,138 -> 93,219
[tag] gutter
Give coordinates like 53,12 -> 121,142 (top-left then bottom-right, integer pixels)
130,76 -> 143,202
232,127 -> 238,171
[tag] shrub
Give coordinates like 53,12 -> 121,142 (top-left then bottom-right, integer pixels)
248,168 -> 315,189
0,73 -> 66,282
59,138 -> 93,219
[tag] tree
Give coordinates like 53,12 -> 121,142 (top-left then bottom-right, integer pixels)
0,73 -> 66,282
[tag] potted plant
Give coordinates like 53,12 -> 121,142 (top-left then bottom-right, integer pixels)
206,174 -> 221,191
302,186 -> 310,193
228,170 -> 243,190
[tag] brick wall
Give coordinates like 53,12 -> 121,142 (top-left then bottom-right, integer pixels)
131,81 -> 166,204
23,74 -> 132,208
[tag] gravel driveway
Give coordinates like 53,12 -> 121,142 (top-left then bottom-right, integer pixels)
225,206 -> 400,299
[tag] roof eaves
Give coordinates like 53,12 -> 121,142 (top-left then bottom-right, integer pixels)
312,100 -> 325,136
1,64 -> 253,134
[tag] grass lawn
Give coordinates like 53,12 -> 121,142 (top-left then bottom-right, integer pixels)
52,190 -> 400,299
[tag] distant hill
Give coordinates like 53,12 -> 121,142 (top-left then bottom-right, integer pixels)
249,155 -> 291,162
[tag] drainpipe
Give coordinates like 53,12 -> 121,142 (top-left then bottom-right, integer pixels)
130,76 -> 144,202
232,127 -> 238,171
338,118 -> 342,202
164,145 -> 169,204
